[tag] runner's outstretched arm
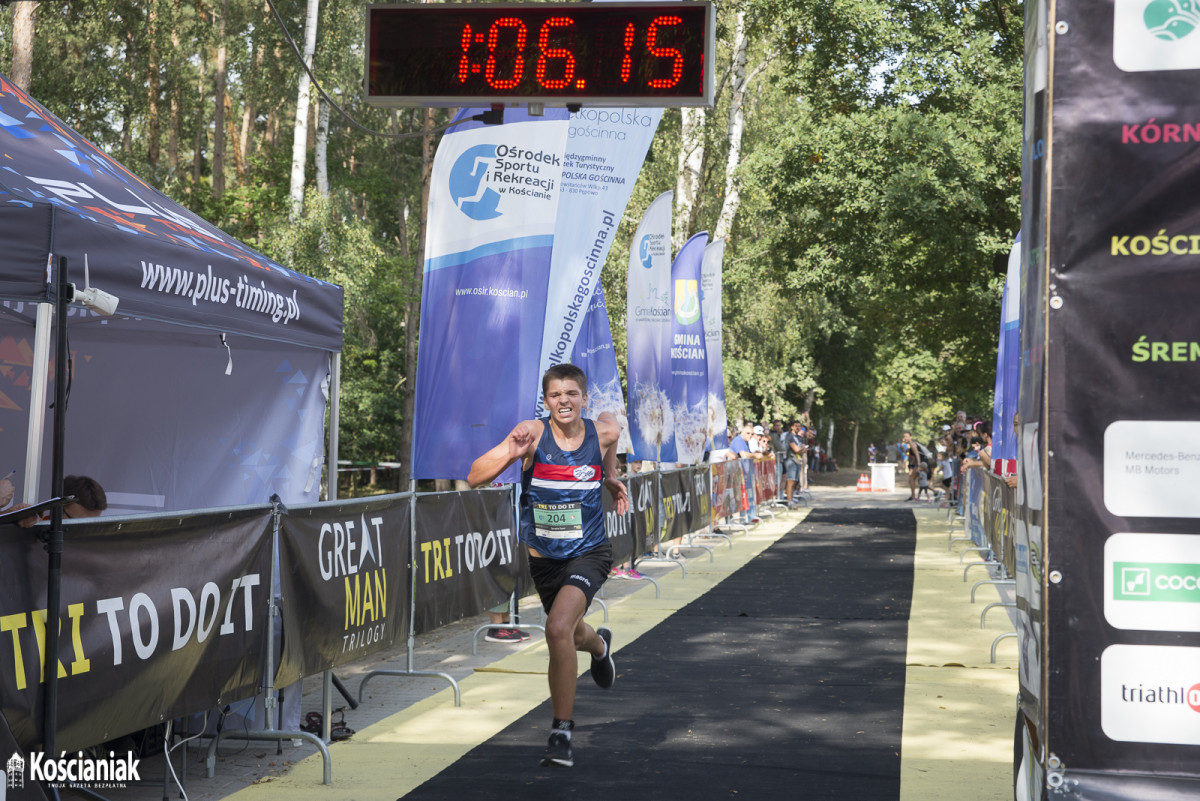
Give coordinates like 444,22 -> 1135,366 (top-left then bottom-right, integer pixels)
595,412 -> 629,515
468,420 -> 542,488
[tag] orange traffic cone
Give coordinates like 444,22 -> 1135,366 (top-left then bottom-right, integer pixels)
857,473 -> 871,492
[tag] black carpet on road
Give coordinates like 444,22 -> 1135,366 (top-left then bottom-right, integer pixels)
400,508 -> 916,801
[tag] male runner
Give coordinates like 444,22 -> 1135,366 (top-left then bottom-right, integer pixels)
469,363 -> 629,767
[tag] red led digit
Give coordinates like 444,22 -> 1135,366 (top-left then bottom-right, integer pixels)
646,15 -> 684,89
458,24 -> 473,84
536,16 -> 576,89
621,22 -> 635,83
485,17 -> 527,90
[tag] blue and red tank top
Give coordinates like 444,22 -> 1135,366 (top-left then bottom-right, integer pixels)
520,417 -> 606,559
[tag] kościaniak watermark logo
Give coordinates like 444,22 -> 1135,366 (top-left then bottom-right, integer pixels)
6,750 -> 140,790
1114,0 -> 1200,71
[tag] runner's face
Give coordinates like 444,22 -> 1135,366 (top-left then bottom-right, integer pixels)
544,379 -> 585,425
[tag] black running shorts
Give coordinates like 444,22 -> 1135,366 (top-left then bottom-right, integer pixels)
528,542 -> 613,613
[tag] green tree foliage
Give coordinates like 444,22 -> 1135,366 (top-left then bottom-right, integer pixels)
4,0 -> 1022,479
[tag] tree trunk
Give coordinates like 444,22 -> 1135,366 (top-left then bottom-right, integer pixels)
399,108 -> 436,489
121,29 -> 136,155
240,10 -> 265,170
192,55 -> 207,191
288,0 -> 320,220
212,0 -> 228,199
851,421 -> 859,470
225,92 -> 245,181
714,10 -> 750,243
11,2 -> 36,93
675,107 -> 706,250
146,0 -> 161,170
315,98 -> 330,196
167,0 -> 182,173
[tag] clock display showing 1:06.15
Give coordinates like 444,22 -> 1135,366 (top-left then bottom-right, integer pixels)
366,2 -> 714,107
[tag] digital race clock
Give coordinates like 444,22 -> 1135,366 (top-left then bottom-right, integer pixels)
365,2 -> 714,108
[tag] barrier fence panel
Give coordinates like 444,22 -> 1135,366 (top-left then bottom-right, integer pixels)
687,466 -> 713,532
0,506 -> 274,753
602,472 -> 656,566
657,467 -> 711,542
753,456 -> 777,506
276,494 -> 413,685
412,489 -> 523,635
964,469 -> 989,549
980,471 -> 1016,579
711,459 -> 740,521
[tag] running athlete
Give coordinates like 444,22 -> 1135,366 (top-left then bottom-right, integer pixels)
468,363 -> 630,768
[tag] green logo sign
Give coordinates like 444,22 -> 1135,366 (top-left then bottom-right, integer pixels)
1145,0 -> 1200,41
1114,562 -> 1200,602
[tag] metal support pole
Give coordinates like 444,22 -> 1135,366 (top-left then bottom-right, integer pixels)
320,352 -> 341,741
42,255 -> 70,758
991,632 -> 1017,663
981,602 -> 1017,628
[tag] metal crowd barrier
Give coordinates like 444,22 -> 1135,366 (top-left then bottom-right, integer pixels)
5,459 -> 765,795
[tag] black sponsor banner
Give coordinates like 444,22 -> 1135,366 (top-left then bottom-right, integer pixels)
602,473 -> 656,564
276,495 -> 412,684
688,466 -> 712,531
413,489 -> 521,635
659,467 -> 711,541
1017,0 -> 1049,768
0,508 -> 272,753
1035,0 -> 1200,791
970,468 -> 1017,579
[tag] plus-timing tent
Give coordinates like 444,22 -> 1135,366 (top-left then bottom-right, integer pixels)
0,74 -> 343,511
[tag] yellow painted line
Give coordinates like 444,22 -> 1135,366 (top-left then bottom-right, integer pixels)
225,512 -> 804,801
900,508 -> 1017,801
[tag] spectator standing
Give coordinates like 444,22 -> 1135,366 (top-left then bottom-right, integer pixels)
769,421 -> 784,455
730,424 -> 761,525
781,420 -> 806,508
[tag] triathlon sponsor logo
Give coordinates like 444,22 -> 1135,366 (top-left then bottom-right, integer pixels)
1114,0 -> 1200,71
449,144 -> 503,220
1113,562 -> 1200,601
1105,533 -> 1200,631
448,142 -> 562,219
673,279 -> 700,325
1102,644 -> 1200,745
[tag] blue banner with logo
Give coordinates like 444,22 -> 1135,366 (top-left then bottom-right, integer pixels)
701,238 -> 727,451
572,284 -> 632,453
538,108 -> 662,415
669,232 -> 709,464
991,233 -> 1021,476
412,109 -> 569,480
625,191 -> 674,462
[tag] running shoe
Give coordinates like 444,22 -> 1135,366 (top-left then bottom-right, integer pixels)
613,568 -> 645,580
540,732 -> 574,767
591,627 -> 615,689
609,567 -> 628,578
485,627 -> 524,643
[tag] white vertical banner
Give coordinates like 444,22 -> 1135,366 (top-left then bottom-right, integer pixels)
626,190 -> 674,462
536,108 -> 662,415
701,238 -> 727,450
